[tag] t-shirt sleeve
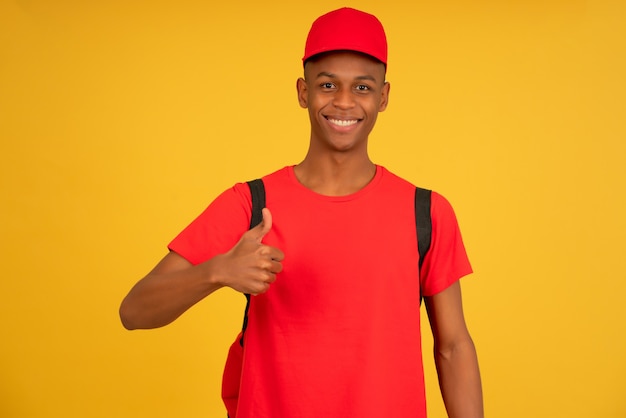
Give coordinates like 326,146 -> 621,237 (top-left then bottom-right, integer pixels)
168,183 -> 252,265
420,191 -> 473,297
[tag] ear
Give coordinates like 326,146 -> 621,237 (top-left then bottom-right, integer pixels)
378,81 -> 390,112
296,77 -> 308,108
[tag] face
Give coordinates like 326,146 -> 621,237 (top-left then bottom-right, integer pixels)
297,51 -> 390,154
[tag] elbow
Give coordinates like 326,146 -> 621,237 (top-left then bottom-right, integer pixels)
119,298 -> 140,330
119,316 -> 136,331
435,334 -> 476,362
119,297 -> 171,330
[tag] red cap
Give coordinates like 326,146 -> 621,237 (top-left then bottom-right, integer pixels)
302,7 -> 387,65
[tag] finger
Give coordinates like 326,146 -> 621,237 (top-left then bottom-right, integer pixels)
265,272 -> 278,283
252,208 -> 272,242
258,244 -> 285,264
250,282 -> 270,296
258,256 -> 282,273
268,259 -> 283,274
268,247 -> 285,262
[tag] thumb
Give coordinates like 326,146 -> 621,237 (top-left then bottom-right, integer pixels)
252,207 -> 272,242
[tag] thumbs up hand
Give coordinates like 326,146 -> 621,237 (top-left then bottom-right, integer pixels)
250,207 -> 274,243
211,208 -> 285,295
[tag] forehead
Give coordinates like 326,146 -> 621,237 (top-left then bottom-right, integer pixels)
304,51 -> 386,81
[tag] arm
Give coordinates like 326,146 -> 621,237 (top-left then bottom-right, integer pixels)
424,280 -> 483,418
119,208 -> 284,330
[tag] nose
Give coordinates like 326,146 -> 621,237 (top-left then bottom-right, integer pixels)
332,88 -> 355,109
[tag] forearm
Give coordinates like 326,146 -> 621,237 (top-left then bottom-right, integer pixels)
434,336 -> 484,418
120,217 -> 284,330
119,257 -> 223,330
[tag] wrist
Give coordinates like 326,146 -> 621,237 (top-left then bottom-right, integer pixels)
200,254 -> 228,289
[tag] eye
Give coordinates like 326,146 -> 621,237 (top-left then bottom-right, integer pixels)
320,82 -> 335,89
355,84 -> 370,92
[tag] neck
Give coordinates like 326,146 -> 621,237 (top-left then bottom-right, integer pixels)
294,153 -> 376,196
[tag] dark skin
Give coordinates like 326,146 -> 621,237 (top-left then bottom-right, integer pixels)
119,50 -> 483,418
294,51 -> 389,195
119,207 -> 283,329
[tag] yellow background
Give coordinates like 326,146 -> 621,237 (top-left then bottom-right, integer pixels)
1,0 -> 624,417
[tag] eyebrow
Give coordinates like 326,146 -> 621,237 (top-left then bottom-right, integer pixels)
315,71 -> 379,83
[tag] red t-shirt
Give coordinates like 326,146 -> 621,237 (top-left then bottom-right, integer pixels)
169,166 -> 472,418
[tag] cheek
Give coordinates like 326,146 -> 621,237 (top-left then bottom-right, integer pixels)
307,104 -> 321,123
308,95 -> 329,112
366,100 -> 383,115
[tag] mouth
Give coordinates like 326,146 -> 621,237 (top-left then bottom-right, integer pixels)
326,117 -> 360,127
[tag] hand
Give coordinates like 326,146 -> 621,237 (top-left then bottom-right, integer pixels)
211,208 -> 284,295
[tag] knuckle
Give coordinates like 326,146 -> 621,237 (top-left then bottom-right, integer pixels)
257,259 -> 271,270
260,271 -> 273,282
255,282 -> 270,294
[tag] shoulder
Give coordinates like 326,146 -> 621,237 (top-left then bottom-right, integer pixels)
374,166 -> 422,201
377,166 -> 416,188
259,166 -> 295,189
431,191 -> 455,214
228,166 -> 290,202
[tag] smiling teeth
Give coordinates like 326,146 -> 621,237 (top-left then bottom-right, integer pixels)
329,119 -> 358,127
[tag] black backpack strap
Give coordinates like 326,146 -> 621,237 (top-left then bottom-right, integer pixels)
248,179 -> 266,229
415,187 -> 432,302
239,179 -> 266,346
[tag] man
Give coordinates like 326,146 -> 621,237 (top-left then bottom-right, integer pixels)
120,7 -> 483,418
